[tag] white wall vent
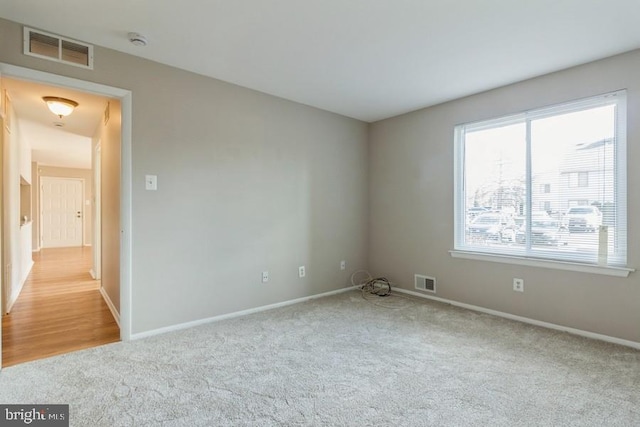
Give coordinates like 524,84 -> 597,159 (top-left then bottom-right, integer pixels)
415,274 -> 436,293
24,27 -> 94,70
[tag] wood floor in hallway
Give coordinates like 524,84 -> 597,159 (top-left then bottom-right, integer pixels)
2,247 -> 120,367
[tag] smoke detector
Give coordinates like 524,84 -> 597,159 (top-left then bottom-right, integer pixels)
128,32 -> 148,47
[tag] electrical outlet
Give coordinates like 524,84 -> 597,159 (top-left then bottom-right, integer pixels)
340,260 -> 346,270
298,266 -> 306,278
513,278 -> 524,292
262,271 -> 269,283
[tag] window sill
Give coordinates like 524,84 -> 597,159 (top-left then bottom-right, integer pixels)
449,250 -> 634,277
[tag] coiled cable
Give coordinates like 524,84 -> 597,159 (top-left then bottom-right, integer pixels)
349,270 -> 418,309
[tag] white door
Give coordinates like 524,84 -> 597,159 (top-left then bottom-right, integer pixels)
41,177 -> 84,248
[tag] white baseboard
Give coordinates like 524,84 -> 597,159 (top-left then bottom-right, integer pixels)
100,287 -> 120,328
392,287 -> 640,350
131,286 -> 358,340
89,269 -> 96,280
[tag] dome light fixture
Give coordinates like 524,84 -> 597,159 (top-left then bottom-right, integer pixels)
43,96 -> 78,118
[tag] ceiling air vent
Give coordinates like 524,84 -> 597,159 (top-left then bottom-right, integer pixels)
24,27 -> 93,69
415,274 -> 436,293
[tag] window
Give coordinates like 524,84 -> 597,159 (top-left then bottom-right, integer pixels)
454,91 -> 627,268
579,172 -> 589,187
568,172 -> 589,188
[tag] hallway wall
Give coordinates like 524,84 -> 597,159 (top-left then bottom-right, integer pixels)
92,101 -> 121,313
1,85 -> 32,312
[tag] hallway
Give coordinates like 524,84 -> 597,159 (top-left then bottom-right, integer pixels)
2,247 -> 120,367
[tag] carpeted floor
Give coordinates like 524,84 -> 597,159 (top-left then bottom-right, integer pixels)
1,290 -> 639,426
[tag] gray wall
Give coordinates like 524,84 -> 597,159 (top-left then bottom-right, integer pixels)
0,17 -> 369,334
369,49 -> 639,342
92,100 -> 121,313
2,95 -> 22,309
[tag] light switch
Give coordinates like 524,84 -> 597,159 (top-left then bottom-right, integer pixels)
145,175 -> 158,191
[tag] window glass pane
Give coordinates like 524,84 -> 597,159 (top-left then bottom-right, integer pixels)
463,123 -> 525,248
455,92 -> 626,267
530,105 -> 615,261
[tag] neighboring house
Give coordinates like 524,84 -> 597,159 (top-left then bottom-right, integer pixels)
531,171 -> 561,216
529,138 -> 614,218
558,138 -> 615,216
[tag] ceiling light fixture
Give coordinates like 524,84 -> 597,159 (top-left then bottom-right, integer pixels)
43,96 -> 78,118
128,32 -> 148,47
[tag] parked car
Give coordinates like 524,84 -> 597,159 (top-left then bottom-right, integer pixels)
466,207 -> 488,223
532,210 -> 551,219
564,206 -> 602,232
514,217 -> 526,244
467,213 -> 516,243
516,219 -> 569,246
514,212 -> 551,243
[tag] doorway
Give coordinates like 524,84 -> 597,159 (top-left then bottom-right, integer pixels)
0,63 -> 132,368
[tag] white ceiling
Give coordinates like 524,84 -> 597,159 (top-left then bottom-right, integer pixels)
2,1 -> 640,122
3,77 -> 108,169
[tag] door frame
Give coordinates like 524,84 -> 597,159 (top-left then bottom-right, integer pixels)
39,176 -> 85,249
0,63 -> 133,348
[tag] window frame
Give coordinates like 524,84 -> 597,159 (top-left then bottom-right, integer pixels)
453,90 -> 631,275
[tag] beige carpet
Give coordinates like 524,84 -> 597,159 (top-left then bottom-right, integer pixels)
1,290 -> 639,426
